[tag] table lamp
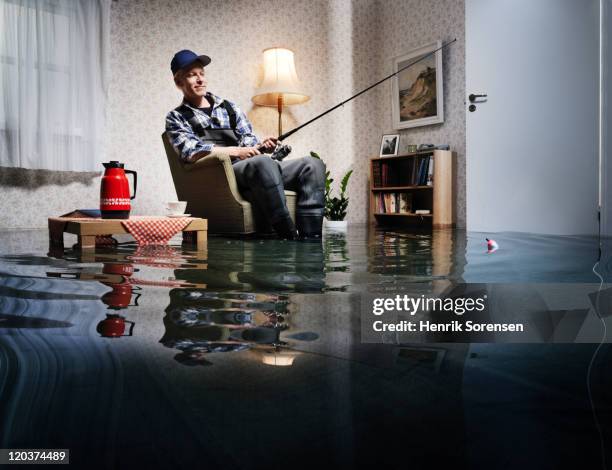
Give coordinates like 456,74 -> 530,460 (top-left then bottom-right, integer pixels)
252,47 -> 309,136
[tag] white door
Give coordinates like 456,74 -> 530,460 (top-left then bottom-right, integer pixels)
466,0 -> 600,235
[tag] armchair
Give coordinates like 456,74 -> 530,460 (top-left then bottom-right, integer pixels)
162,133 -> 296,234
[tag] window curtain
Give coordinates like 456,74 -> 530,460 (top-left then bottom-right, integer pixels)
0,0 -> 110,171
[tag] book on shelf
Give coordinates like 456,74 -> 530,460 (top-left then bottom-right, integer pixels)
399,193 -> 412,213
387,193 -> 395,213
408,154 -> 433,186
375,193 -> 387,213
373,162 -> 382,187
373,154 -> 435,188
427,158 -> 434,186
415,209 -> 431,215
374,192 -> 414,214
416,158 -> 423,185
418,156 -> 430,186
382,162 -> 388,186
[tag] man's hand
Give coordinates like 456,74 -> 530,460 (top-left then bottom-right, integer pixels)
226,147 -> 261,160
258,136 -> 278,153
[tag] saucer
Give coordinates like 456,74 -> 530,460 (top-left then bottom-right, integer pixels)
167,213 -> 191,218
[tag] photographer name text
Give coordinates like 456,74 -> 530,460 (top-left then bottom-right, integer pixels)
370,295 -> 524,333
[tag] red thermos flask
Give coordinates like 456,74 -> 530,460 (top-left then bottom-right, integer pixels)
100,161 -> 137,219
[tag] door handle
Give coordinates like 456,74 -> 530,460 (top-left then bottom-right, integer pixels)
469,93 -> 488,102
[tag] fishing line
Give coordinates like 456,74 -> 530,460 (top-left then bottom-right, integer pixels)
589,248 -> 607,470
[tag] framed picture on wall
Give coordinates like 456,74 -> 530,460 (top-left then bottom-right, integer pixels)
391,40 -> 444,130
380,134 -> 400,156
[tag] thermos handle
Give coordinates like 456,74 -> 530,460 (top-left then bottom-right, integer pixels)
131,292 -> 142,307
125,170 -> 137,200
125,320 -> 136,337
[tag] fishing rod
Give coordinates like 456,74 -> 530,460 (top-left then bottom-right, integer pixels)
277,38 -> 456,142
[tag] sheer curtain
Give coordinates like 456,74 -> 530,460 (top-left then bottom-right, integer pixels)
0,0 -> 110,171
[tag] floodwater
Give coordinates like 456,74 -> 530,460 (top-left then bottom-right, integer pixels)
0,227 -> 610,469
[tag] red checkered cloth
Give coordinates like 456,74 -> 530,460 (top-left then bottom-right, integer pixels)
127,277 -> 199,288
121,216 -> 193,246
128,244 -> 192,267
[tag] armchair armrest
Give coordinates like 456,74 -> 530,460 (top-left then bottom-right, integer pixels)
182,151 -> 232,171
162,132 -> 256,233
180,150 -> 249,206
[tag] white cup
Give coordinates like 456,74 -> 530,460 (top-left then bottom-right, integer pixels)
167,201 -> 187,215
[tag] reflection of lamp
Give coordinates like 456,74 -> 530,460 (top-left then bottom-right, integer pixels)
250,346 -> 300,366
252,47 -> 309,136
261,350 -> 298,367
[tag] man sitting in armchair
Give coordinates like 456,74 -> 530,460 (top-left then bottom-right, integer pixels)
165,49 -> 325,240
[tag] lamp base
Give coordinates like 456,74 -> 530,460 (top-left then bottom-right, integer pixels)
277,95 -> 284,136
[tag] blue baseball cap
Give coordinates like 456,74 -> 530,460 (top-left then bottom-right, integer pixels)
171,49 -> 211,75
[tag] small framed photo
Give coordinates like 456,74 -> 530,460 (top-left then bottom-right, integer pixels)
391,40 -> 444,129
380,134 -> 400,157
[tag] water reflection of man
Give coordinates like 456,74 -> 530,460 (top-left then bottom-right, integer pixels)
174,238 -> 326,293
173,345 -> 248,367
160,324 -> 253,367
160,291 -> 285,366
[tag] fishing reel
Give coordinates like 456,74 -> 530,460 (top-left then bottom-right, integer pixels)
270,143 -> 292,161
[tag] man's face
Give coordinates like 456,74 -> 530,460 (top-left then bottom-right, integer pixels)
176,63 -> 207,100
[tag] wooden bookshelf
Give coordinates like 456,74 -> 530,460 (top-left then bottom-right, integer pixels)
371,185 -> 431,191
369,150 -> 455,228
373,212 -> 433,217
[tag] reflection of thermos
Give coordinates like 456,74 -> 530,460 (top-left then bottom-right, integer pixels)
102,262 -> 135,277
101,283 -> 141,310
96,314 -> 135,338
100,263 -> 141,310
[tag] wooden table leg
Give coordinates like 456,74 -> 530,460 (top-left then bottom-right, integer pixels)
196,231 -> 207,251
78,235 -> 96,251
48,225 -> 65,248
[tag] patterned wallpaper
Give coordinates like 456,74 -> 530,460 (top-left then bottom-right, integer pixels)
376,0 -> 466,227
0,0 -> 465,229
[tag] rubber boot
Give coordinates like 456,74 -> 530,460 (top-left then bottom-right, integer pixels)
272,216 -> 299,240
296,214 -> 323,240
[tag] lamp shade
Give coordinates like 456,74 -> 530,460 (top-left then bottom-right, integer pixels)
252,47 -> 309,106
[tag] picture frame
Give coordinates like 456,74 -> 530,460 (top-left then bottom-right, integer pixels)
391,40 -> 444,130
379,134 -> 400,157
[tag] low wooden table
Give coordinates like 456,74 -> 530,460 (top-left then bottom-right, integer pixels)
48,217 -> 207,251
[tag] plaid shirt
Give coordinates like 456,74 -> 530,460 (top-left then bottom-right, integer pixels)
165,92 -> 260,162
